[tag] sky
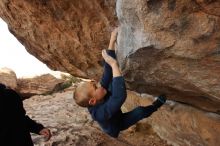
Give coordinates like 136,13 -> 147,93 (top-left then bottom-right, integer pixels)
0,18 -> 63,78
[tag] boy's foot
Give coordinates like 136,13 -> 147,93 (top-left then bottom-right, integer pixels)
152,94 -> 167,109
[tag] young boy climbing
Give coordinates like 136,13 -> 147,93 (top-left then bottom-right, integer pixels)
73,28 -> 166,138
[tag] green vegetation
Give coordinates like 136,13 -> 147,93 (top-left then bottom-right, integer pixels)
58,74 -> 81,90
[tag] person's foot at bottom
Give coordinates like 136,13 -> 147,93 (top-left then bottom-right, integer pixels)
152,94 -> 167,109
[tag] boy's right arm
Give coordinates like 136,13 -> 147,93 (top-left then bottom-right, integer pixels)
100,29 -> 118,89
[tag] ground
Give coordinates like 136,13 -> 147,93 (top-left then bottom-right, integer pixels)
23,88 -> 171,146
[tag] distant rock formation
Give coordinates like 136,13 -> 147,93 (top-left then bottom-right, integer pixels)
0,67 -> 17,89
17,74 -> 65,99
0,67 -> 65,98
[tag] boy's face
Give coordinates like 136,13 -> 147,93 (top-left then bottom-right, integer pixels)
86,80 -> 105,102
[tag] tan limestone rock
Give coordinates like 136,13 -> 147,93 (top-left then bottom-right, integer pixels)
0,0 -> 117,79
123,91 -> 220,146
17,74 -> 64,98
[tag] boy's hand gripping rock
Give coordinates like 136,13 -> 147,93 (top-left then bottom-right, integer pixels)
102,50 -> 117,67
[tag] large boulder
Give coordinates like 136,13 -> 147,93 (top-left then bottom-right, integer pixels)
17,74 -> 64,98
124,91 -> 220,146
0,67 -> 64,98
116,0 -> 220,113
1,1 -> 220,145
0,0 -> 219,113
0,0 -> 117,79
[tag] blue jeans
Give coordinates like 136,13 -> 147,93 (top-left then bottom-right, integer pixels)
119,105 -> 157,131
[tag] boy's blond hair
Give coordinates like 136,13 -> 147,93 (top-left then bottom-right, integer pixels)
73,82 -> 91,107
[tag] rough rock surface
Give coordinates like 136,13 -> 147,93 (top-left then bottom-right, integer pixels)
124,91 -> 220,146
0,0 -> 220,113
0,67 -> 17,89
116,0 -> 220,113
0,0 -> 117,79
24,89 -> 169,146
17,74 -> 64,98
1,1 -> 220,145
0,67 -> 65,98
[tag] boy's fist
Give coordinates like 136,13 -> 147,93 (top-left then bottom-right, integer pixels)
110,28 -> 118,42
102,50 -> 117,66
108,28 -> 118,50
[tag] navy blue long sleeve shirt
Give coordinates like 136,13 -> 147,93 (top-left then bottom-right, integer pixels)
88,50 -> 127,137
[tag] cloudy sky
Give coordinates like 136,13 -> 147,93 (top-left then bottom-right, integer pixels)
0,18 -> 63,78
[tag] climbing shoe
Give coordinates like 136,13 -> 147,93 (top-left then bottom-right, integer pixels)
152,94 -> 167,109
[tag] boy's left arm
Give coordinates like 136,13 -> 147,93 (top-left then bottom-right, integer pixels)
100,28 -> 118,90
105,76 -> 127,117
100,50 -> 116,89
92,76 -> 126,122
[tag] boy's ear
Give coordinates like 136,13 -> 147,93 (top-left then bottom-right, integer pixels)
89,97 -> 97,106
